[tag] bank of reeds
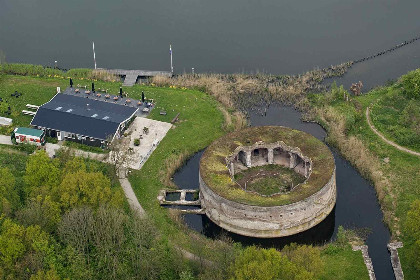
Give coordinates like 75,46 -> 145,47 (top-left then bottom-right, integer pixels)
315,106 -> 397,237
152,62 -> 353,117
0,63 -> 118,82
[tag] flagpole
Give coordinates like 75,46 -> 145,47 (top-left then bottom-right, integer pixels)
93,42 -> 97,70
170,44 -> 173,74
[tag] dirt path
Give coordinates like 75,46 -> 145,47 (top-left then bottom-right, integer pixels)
366,107 -> 420,157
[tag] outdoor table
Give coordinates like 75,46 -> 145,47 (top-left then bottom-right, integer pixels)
105,95 -> 110,99
75,89 -> 80,93
96,93 -> 101,97
85,90 -> 91,94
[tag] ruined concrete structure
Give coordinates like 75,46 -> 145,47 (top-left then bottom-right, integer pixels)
199,126 -> 336,238
226,141 -> 312,192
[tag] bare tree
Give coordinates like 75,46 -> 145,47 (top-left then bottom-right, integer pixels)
107,136 -> 135,178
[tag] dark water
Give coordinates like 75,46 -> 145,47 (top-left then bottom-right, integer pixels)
1,0 -> 419,77
174,105 -> 393,279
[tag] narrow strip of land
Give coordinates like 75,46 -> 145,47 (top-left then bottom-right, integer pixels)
366,107 -> 420,157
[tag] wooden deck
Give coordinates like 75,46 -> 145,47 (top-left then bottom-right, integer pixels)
106,69 -> 172,86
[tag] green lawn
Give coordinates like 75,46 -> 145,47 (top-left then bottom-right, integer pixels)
0,75 -> 67,134
320,245 -> 369,280
370,87 -> 420,152
234,165 -> 306,196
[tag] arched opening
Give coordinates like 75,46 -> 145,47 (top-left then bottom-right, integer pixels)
251,148 -> 268,166
273,147 -> 290,167
237,150 -> 247,167
294,155 -> 306,176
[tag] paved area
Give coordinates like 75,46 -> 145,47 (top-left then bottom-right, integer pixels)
124,117 -> 172,170
0,135 -> 12,145
366,107 -> 420,157
106,69 -> 172,87
119,175 -> 146,218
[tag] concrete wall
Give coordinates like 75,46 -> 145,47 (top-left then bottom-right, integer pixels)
226,141 -> 312,179
199,168 -> 336,238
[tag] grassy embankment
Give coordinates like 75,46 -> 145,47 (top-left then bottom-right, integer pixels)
370,89 -> 419,153
0,71 -> 368,279
310,77 -> 419,280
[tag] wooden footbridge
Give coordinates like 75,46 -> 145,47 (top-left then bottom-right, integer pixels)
106,69 -> 172,86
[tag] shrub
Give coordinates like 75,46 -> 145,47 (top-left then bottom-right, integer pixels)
134,138 -> 140,146
400,69 -> 420,99
0,63 -> 63,77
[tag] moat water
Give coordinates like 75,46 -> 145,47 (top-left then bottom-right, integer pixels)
173,105 -> 393,279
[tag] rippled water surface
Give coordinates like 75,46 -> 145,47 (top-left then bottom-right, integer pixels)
1,0 -> 419,79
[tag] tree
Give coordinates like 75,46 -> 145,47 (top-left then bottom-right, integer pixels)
30,268 -> 61,280
17,195 -> 61,233
24,150 -> 61,195
229,246 -> 314,280
107,137 -> 135,177
282,243 -> 324,277
0,167 -> 17,215
0,219 -> 59,279
55,170 -> 123,210
400,69 -> 420,99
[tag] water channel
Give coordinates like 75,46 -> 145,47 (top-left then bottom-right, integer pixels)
173,105 -> 393,279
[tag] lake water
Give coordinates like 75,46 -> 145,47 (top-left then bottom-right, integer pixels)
1,0 -> 419,81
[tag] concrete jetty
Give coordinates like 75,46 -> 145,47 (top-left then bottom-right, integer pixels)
106,69 -> 172,86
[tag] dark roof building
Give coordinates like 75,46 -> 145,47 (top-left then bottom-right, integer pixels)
31,93 -> 138,143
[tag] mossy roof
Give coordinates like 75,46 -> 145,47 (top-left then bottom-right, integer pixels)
199,126 -> 335,206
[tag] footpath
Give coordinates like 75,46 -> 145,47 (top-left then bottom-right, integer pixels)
366,107 -> 420,157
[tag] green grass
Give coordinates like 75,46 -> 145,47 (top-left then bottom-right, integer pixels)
200,126 -> 335,206
370,87 -> 420,152
235,165 -> 305,196
0,75 -> 67,134
320,245 -> 369,280
318,86 -> 420,279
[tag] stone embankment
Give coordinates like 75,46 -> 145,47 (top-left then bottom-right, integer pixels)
387,242 -> 404,280
352,245 -> 376,280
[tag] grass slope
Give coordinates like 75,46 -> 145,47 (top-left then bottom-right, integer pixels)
314,85 -> 419,279
370,87 -> 420,152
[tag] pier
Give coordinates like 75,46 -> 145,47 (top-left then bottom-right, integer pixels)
106,69 -> 172,86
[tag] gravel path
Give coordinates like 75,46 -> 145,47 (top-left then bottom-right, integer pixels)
366,107 -> 420,157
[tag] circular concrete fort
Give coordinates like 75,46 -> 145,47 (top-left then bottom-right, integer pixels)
199,126 -> 336,238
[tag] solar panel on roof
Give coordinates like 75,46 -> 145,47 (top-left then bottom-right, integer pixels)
66,109 -> 73,113
91,114 -> 98,118
55,107 -> 62,110
103,116 -> 109,120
